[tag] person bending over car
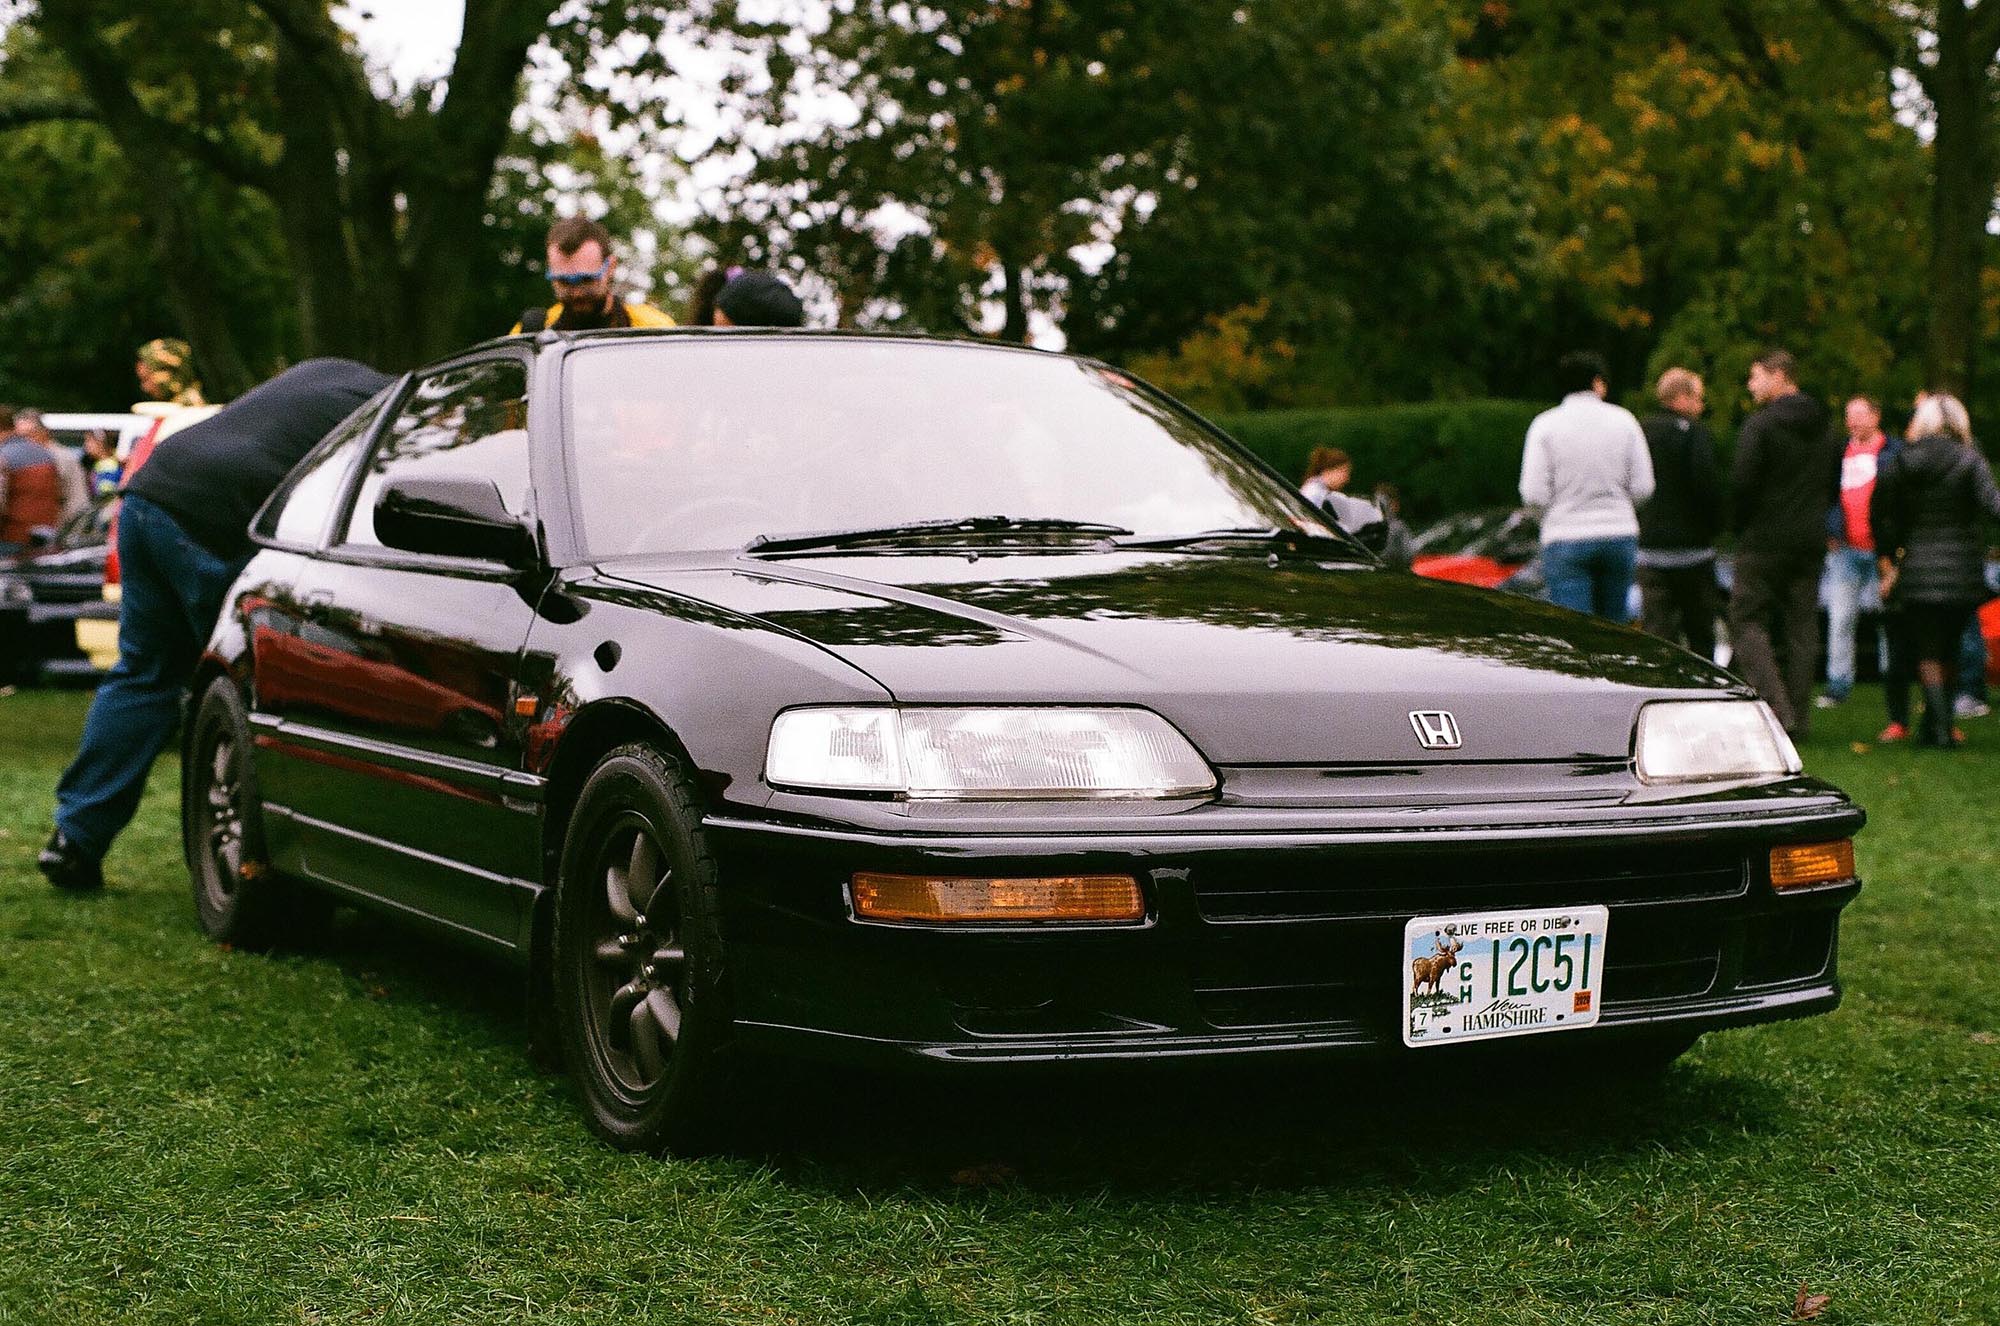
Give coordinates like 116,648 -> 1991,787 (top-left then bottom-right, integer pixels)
38,358 -> 391,893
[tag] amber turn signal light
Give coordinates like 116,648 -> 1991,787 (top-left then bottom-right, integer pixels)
1769,840 -> 1855,890
851,872 -> 1145,923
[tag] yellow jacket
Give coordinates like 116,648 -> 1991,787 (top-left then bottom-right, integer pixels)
511,302 -> 674,334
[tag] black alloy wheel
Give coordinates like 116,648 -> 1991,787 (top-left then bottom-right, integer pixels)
552,743 -> 733,1153
185,678 -> 326,948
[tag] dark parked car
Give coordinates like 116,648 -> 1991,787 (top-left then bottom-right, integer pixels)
0,494 -> 117,685
184,331 -> 1865,1154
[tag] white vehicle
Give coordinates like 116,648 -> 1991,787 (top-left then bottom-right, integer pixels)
38,412 -> 150,461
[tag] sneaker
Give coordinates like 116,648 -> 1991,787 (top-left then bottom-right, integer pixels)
1814,694 -> 1843,710
36,830 -> 103,892
1953,696 -> 1991,719
1876,722 -> 1910,743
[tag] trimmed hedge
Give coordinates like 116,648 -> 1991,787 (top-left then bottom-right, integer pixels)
1212,400 -> 1543,524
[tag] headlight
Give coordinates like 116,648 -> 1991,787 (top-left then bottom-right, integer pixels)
1634,700 -> 1800,784
766,706 -> 1216,799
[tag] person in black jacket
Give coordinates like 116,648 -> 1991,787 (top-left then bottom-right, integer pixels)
38,358 -> 391,892
1636,367 -> 1723,658
1729,349 -> 1838,737
1869,391 -> 2000,748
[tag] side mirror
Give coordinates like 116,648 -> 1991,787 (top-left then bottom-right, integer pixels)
1321,491 -> 1390,558
374,476 -> 537,568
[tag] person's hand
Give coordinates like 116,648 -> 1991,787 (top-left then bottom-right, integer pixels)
1878,560 -> 1899,600
1828,537 -> 1840,553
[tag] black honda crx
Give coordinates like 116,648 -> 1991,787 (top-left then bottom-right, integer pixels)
183,330 -> 1864,1153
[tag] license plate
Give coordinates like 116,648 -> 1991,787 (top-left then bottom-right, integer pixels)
1401,905 -> 1608,1047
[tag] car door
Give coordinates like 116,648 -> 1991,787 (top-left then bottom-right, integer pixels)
272,356 -> 544,953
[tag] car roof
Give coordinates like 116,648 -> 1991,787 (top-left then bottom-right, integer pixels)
464,325 -> 1061,362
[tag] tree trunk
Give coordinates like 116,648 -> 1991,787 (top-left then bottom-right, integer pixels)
999,258 -> 1031,343
1927,2 -> 1993,398
271,40 -> 369,364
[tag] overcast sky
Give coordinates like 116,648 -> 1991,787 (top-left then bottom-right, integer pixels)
334,1 -> 465,91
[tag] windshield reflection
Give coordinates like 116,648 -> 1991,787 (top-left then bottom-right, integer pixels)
565,339 -> 1332,557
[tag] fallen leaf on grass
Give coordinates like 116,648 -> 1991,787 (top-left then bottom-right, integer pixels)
1849,741 -> 1869,754
1794,1282 -> 1831,1320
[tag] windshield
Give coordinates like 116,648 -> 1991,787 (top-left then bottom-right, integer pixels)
1413,509 -> 1538,561
564,339 -> 1334,556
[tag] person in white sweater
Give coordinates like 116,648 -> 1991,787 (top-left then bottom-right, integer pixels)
1519,351 -> 1656,621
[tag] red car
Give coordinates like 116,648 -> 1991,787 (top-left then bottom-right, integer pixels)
1411,509 -> 2000,685
1409,508 -> 1540,590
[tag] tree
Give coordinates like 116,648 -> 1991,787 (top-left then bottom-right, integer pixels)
1446,0 -> 1931,427
695,0 -> 1302,342
1064,0 -> 1502,406
0,21 -> 293,406
1811,0 -> 2000,396
12,0 -> 562,389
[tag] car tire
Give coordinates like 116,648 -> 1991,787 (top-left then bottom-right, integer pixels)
185,677 -> 330,948
552,742 -> 735,1154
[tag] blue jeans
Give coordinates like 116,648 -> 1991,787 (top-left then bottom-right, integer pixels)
53,495 -> 250,860
1543,536 -> 1638,622
1960,614 -> 1991,703
1823,545 -> 1885,701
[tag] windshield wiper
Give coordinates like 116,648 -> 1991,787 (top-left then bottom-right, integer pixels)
744,516 -> 1134,556
1113,526 -> 1372,560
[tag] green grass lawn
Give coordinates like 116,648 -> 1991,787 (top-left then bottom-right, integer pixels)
1,685 -> 1995,1324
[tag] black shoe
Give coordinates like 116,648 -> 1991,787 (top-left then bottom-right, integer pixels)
37,830 -> 103,892
1919,684 -> 1958,748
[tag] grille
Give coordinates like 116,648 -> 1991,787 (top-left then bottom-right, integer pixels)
1190,919 -> 1725,1031
1740,914 -> 1837,987
1191,844 -> 1747,923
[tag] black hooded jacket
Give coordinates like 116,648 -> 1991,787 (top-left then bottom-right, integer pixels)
1870,432 -> 2000,605
1638,412 -> 1722,552
1731,391 -> 1837,555
126,358 -> 391,560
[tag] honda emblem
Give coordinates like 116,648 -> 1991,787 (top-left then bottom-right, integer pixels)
1409,710 -> 1461,751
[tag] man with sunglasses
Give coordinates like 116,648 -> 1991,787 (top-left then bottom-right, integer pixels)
512,216 -> 672,334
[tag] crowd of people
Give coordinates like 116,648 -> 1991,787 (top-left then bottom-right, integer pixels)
1293,347 -> 2000,750
1519,349 -> 1997,749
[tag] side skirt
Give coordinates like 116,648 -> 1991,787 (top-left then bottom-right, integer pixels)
263,802 -> 543,963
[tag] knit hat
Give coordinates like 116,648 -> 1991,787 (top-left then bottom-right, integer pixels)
715,271 -> 806,328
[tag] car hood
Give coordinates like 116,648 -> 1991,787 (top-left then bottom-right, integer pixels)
602,550 -> 1742,764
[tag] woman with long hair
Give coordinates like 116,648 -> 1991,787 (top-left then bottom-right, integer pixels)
1870,392 -> 2000,747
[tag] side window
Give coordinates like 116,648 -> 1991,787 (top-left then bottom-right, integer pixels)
341,360 -> 530,549
254,390 -> 391,547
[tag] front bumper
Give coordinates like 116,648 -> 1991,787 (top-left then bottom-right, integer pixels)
702,789 -> 1864,1070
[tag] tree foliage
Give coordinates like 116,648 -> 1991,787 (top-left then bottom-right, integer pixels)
0,0 -> 1970,434
1,0 -> 691,398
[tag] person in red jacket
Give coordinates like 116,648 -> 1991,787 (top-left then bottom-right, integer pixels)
1819,395 -> 1891,709
0,404 -> 64,554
